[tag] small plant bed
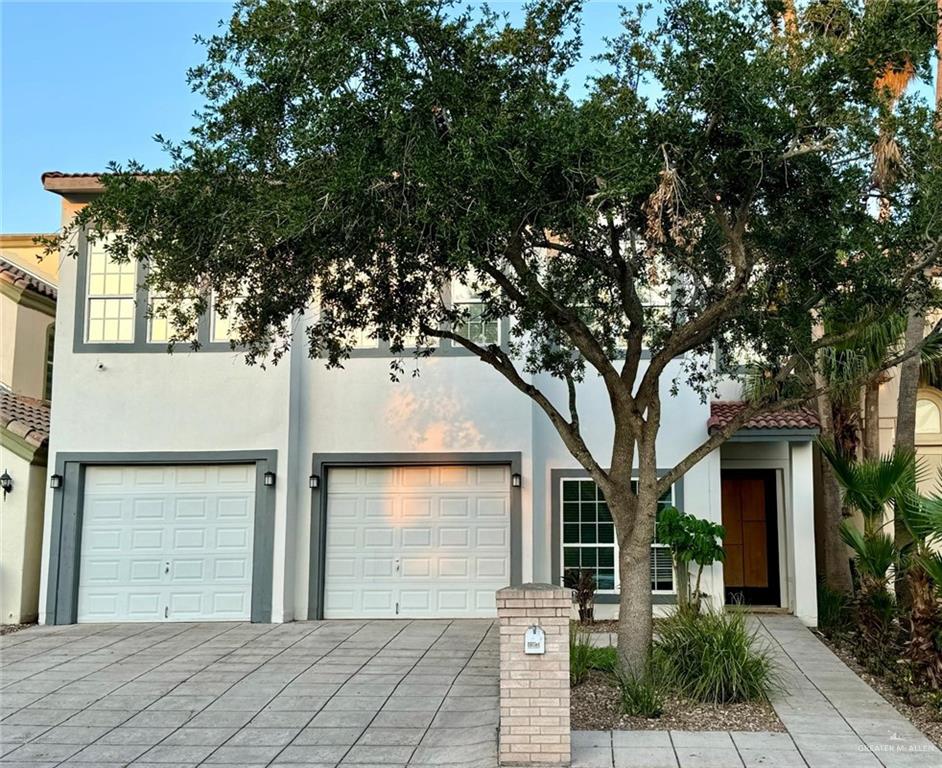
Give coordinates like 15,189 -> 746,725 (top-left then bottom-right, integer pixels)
572,668 -> 783,731
570,609 -> 784,732
0,622 -> 34,636
816,626 -> 942,749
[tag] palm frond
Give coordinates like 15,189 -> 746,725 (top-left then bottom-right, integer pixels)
839,522 -> 895,581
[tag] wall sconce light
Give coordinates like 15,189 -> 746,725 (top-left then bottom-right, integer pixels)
309,474 -> 320,489
50,473 -> 63,490
511,473 -> 522,488
263,471 -> 276,487
0,470 -> 12,498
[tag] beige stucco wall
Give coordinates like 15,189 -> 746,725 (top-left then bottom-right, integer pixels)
0,235 -> 59,284
0,450 -> 46,624
0,292 -> 17,392
11,303 -> 53,400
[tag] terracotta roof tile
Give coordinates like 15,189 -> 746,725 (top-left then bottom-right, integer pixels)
0,256 -> 57,300
708,401 -> 820,434
0,388 -> 50,449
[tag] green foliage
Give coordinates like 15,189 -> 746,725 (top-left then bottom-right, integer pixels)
614,658 -> 667,718
839,522 -> 896,584
817,583 -> 851,637
655,609 -> 780,704
819,441 -> 918,529
569,625 -> 616,685
43,0 -> 942,672
656,507 -> 725,610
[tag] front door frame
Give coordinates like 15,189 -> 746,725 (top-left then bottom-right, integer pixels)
721,468 -> 781,607
308,451 -> 523,620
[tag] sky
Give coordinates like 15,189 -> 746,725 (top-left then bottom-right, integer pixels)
2,2 -> 936,234
1,1 -> 625,234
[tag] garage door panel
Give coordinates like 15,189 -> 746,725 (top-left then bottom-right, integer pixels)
78,464 -> 255,623
324,464 -> 510,619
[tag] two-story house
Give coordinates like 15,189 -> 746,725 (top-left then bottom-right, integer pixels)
38,171 -> 820,627
1,233 -> 58,625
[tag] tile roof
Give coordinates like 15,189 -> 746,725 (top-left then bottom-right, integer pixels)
0,256 -> 57,300
708,401 -> 820,434
41,171 -> 106,180
0,387 -> 50,449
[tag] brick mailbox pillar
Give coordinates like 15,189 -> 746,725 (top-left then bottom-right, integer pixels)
496,583 -> 572,767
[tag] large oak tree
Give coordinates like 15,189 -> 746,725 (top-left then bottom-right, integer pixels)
52,0 -> 941,672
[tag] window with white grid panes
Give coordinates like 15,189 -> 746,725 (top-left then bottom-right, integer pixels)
561,478 -> 675,594
86,242 -> 136,342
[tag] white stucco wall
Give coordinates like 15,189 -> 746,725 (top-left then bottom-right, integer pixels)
38,252 -> 294,623
43,231 -> 786,626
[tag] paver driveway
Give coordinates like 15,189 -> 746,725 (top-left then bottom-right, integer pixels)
0,620 -> 498,768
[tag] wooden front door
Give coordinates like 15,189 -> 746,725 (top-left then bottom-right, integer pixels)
721,470 -> 780,606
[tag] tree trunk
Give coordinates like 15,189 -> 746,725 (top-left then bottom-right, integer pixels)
864,379 -> 882,460
616,494 -> 655,676
895,309 -> 923,600
816,376 -> 854,593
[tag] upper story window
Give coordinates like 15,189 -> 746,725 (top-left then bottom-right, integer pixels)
452,280 -> 499,345
85,242 -> 136,343
916,395 -> 941,436
211,293 -> 245,343
561,478 -> 675,594
43,324 -> 54,400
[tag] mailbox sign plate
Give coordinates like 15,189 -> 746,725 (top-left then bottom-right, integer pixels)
524,625 -> 546,655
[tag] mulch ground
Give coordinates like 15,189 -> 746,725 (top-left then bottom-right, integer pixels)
817,631 -> 942,750
571,669 -> 785,732
0,622 -> 34,636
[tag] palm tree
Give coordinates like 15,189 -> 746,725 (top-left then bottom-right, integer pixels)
821,443 -> 942,687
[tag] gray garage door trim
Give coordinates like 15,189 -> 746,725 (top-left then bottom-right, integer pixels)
308,451 -> 523,620
45,450 -> 278,625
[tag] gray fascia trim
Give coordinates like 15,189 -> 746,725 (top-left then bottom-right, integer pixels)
549,467 -> 684,592
45,450 -> 278,624
308,451 -> 523,620
324,317 -> 513,360
726,428 -> 820,442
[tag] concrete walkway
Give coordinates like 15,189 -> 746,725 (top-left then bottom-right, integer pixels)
573,615 -> 942,768
0,619 -> 498,767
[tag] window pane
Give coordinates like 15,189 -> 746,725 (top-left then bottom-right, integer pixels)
598,502 -> 611,522
563,502 -> 580,523
597,570 -> 615,590
581,524 -> 597,544
564,548 -> 579,568
563,523 -> 580,544
579,481 -> 596,501
598,523 -> 614,544
916,399 -> 941,434
581,548 -> 597,567
563,481 -> 579,502
651,546 -> 674,591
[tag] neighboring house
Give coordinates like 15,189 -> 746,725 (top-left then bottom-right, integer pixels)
0,235 -> 58,624
38,172 -> 820,627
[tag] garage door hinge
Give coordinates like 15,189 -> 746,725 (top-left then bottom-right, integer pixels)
164,606 -> 169,619
395,602 -> 399,616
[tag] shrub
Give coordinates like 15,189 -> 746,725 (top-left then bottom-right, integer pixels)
817,583 -> 850,638
564,569 -> 597,623
569,625 -> 616,685
655,608 -> 779,704
614,658 -> 667,718
569,624 -> 595,685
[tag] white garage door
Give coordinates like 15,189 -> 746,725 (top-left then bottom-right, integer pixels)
324,465 -> 511,618
78,464 -> 256,622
